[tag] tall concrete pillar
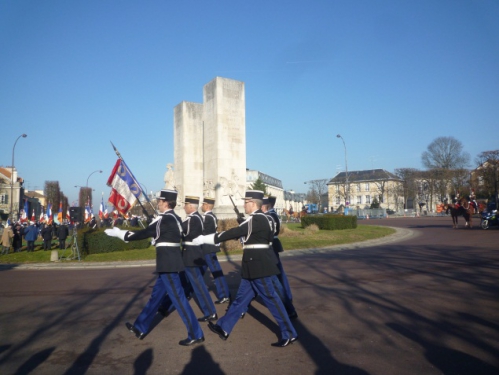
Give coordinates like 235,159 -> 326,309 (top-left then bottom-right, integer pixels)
173,101 -> 204,203
203,77 -> 246,216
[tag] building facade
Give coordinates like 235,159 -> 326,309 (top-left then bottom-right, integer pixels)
328,169 -> 404,212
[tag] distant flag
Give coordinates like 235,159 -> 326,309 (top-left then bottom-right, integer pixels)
99,195 -> 104,219
46,203 -> 53,224
57,202 -> 63,223
67,207 -> 71,224
85,200 -> 92,223
39,208 -> 45,223
21,199 -> 28,222
107,159 -> 141,216
31,209 -> 35,222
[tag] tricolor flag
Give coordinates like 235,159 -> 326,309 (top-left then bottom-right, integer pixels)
67,207 -> 71,224
46,203 -> 53,224
99,195 -> 104,219
31,209 -> 35,222
85,200 -> 92,223
57,202 -> 63,223
21,199 -> 28,222
107,159 -> 142,216
39,208 -> 45,223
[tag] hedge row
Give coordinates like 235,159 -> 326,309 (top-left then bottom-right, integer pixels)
301,214 -> 357,230
77,227 -> 151,255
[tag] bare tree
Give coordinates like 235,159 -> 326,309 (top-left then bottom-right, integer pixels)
305,179 -> 328,211
78,187 -> 93,211
394,168 -> 420,209
44,181 -> 61,211
474,150 -> 499,203
422,136 -> 470,170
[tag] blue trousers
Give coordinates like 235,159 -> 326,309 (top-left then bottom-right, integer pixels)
184,266 -> 216,316
217,277 -> 297,340
276,253 -> 293,302
133,273 -> 203,340
203,252 -> 230,300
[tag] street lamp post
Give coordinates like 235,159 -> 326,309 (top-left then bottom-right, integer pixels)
86,170 -> 102,187
336,134 -> 349,207
10,133 -> 28,221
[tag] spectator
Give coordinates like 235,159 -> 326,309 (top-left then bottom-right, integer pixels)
41,223 -> 54,251
1,224 -> 14,255
13,223 -> 23,252
57,221 -> 70,250
24,221 -> 39,252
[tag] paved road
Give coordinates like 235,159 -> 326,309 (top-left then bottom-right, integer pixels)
0,216 -> 498,375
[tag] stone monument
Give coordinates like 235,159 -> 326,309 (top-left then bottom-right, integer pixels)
171,77 -> 246,218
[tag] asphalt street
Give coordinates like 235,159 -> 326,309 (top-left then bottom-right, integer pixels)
0,216 -> 498,375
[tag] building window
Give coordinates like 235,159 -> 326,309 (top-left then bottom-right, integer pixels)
356,196 -> 362,204
366,195 -> 371,204
336,196 -> 340,205
0,194 -> 8,204
365,183 -> 370,191
356,184 -> 361,192
379,194 -> 383,203
335,185 -> 340,193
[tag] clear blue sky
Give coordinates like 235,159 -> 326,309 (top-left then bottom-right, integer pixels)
1,0 -> 498,208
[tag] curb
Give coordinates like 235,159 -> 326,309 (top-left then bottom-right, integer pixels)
0,227 -> 416,271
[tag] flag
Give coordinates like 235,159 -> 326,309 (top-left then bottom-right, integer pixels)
99,195 -> 104,219
66,207 -> 71,224
20,199 -> 28,222
107,159 -> 142,215
85,200 -> 92,223
39,208 -> 45,223
57,202 -> 63,223
31,209 -> 35,222
46,203 -> 52,224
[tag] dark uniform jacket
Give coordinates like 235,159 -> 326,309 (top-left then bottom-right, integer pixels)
182,211 -> 206,267
124,209 -> 184,273
57,225 -> 69,240
202,211 -> 220,255
267,208 -> 283,253
41,226 -> 53,241
214,209 -> 279,280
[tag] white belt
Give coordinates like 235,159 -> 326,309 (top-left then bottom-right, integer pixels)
273,236 -> 279,239
183,241 -> 196,246
243,244 -> 269,249
155,242 -> 181,247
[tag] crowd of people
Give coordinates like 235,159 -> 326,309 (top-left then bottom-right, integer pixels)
105,189 -> 298,348
1,219 -> 70,255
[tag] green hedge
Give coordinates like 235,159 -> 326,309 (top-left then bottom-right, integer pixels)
77,227 -> 152,255
301,214 -> 357,230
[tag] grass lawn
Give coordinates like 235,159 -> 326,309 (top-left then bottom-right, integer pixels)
0,224 -> 395,264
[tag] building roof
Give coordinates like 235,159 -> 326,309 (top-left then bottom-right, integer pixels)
0,167 -> 12,180
328,169 -> 402,184
25,191 -> 45,199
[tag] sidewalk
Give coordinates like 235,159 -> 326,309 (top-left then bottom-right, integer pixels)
0,226 -> 416,271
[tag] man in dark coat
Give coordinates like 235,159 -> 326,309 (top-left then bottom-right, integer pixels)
105,189 -> 204,346
194,190 -> 298,347
57,221 -> 69,250
181,196 -> 217,322
201,197 -> 230,304
41,223 -> 54,250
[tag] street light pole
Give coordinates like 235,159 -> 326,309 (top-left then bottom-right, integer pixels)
10,133 -> 27,221
336,134 -> 349,207
86,170 -> 102,187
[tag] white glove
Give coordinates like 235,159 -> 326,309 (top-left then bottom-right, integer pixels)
104,227 -> 129,242
192,235 -> 205,246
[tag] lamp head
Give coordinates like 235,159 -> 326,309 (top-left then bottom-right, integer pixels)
336,134 -> 341,138
22,134 -> 27,138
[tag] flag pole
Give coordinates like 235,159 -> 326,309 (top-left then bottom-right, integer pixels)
110,141 -> 157,219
